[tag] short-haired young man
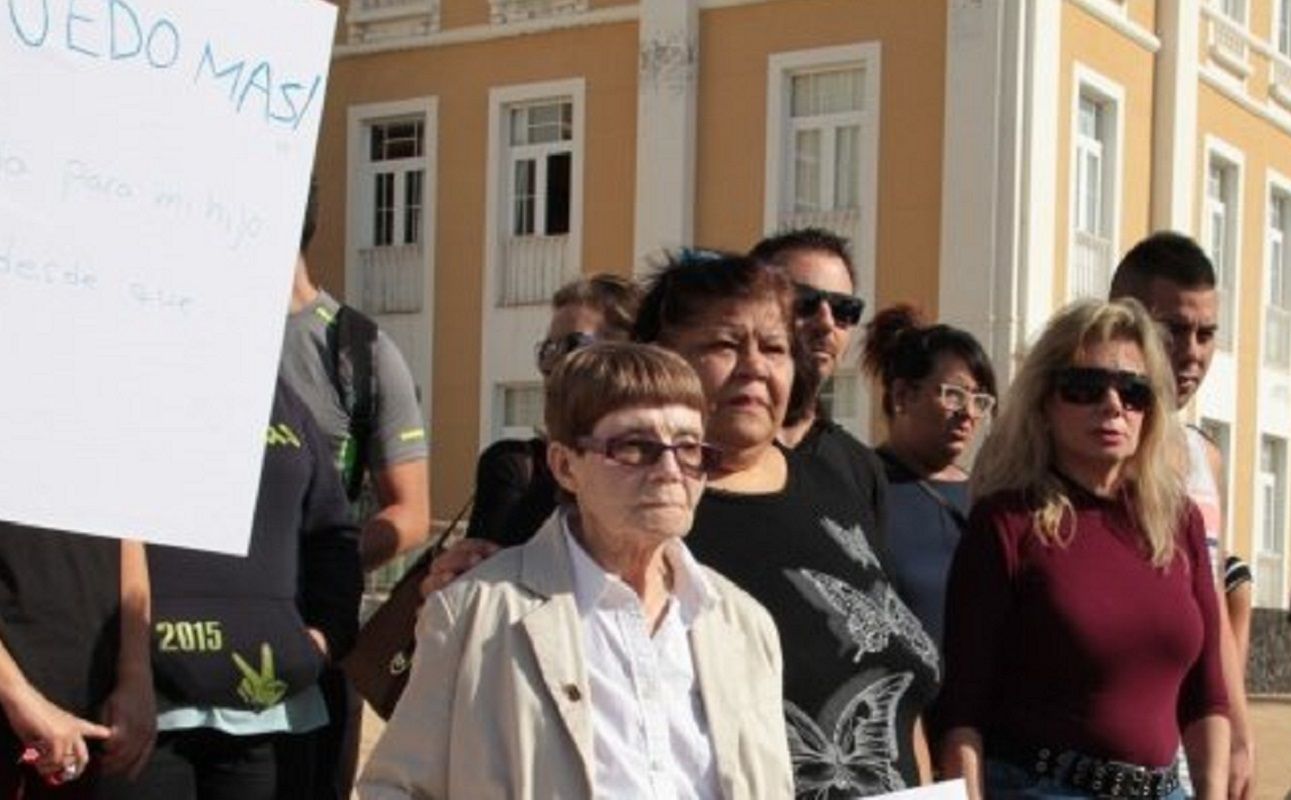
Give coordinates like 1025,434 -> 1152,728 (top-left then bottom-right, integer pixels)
283,181 -> 431,799
1111,231 -> 1253,800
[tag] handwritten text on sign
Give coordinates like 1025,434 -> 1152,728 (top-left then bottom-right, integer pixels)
0,0 -> 337,554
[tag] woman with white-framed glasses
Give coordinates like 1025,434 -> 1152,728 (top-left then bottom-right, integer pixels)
359,342 -> 792,799
861,305 -> 997,648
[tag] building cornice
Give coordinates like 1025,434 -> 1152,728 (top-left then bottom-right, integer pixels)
333,4 -> 639,58
333,0 -> 781,58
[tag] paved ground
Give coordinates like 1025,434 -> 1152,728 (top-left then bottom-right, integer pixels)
356,698 -> 1291,797
1251,697 -> 1291,800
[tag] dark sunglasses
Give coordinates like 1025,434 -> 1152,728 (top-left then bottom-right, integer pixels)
1053,367 -> 1154,413
792,283 -> 865,328
536,332 -> 596,371
576,435 -> 722,478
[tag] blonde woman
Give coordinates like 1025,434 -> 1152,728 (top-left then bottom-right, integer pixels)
937,299 -> 1228,799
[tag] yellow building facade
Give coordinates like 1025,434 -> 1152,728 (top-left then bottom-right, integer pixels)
314,0 -> 1291,608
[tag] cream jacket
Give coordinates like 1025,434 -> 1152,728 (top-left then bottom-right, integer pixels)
358,514 -> 793,799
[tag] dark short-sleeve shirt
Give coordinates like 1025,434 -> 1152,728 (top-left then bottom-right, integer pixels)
686,446 -> 940,796
878,454 -> 968,648
939,484 -> 1228,768
0,526 -> 120,726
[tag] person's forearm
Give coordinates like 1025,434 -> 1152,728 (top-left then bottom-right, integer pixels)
1183,715 -> 1230,800
361,460 -> 431,571
117,541 -> 151,684
0,635 -> 35,713
1216,583 -> 1254,787
938,726 -> 985,800
360,508 -> 426,571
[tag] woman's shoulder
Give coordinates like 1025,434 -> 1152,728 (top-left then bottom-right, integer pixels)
698,566 -> 779,637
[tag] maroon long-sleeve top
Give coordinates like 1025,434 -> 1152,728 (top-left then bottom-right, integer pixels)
938,483 -> 1227,768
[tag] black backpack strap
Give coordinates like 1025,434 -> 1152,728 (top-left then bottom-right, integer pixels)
327,304 -> 380,501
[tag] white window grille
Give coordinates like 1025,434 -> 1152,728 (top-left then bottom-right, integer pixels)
358,118 -> 427,314
1204,158 -> 1239,350
499,98 -> 576,306
1256,436 -> 1288,608
499,383 -> 544,439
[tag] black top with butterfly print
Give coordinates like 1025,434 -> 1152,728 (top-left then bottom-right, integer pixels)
687,444 -> 941,797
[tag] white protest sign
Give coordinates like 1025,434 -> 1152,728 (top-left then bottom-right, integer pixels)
872,779 -> 969,800
0,0 -> 337,554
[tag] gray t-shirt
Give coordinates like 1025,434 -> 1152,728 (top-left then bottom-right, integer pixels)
279,290 -> 428,483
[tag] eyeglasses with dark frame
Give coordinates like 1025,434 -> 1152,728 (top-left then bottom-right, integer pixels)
1052,367 -> 1154,413
791,283 -> 865,328
536,332 -> 597,372
575,435 -> 722,479
936,383 -> 996,417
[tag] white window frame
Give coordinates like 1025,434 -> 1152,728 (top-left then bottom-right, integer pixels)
1199,418 -> 1236,551
506,99 -> 574,238
1266,171 -> 1291,370
365,120 -> 427,249
1202,137 -> 1244,353
1255,435 -> 1288,609
1066,64 -> 1124,300
764,44 -> 879,439
484,78 -> 585,308
1220,0 -> 1247,24
764,42 -> 880,301
496,381 -> 544,440
1277,0 -> 1291,58
345,97 -> 437,311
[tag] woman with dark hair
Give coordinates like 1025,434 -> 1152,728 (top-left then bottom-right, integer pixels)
465,274 -> 641,547
861,305 -> 996,647
938,299 -> 1228,799
635,251 -> 940,795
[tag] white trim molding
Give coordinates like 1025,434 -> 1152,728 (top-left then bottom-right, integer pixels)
1066,0 -> 1161,52
479,77 -> 586,444
633,0 -> 698,269
335,4 -> 638,57
1067,62 -> 1126,301
763,41 -> 880,436
1196,134 -> 1245,427
344,96 -> 439,423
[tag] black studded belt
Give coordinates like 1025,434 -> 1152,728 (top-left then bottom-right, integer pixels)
988,739 -> 1181,799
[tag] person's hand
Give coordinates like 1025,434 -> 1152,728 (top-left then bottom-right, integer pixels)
98,672 -> 156,779
306,627 -> 330,660
419,540 -> 500,598
2,683 -> 110,784
1229,736 -> 1253,800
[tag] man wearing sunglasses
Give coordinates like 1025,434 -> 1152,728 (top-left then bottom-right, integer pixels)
750,228 -> 888,561
1110,232 -> 1253,800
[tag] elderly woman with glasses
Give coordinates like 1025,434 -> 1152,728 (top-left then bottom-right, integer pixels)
635,252 -> 941,795
359,342 -> 792,800
860,305 -> 996,649
937,299 -> 1228,799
